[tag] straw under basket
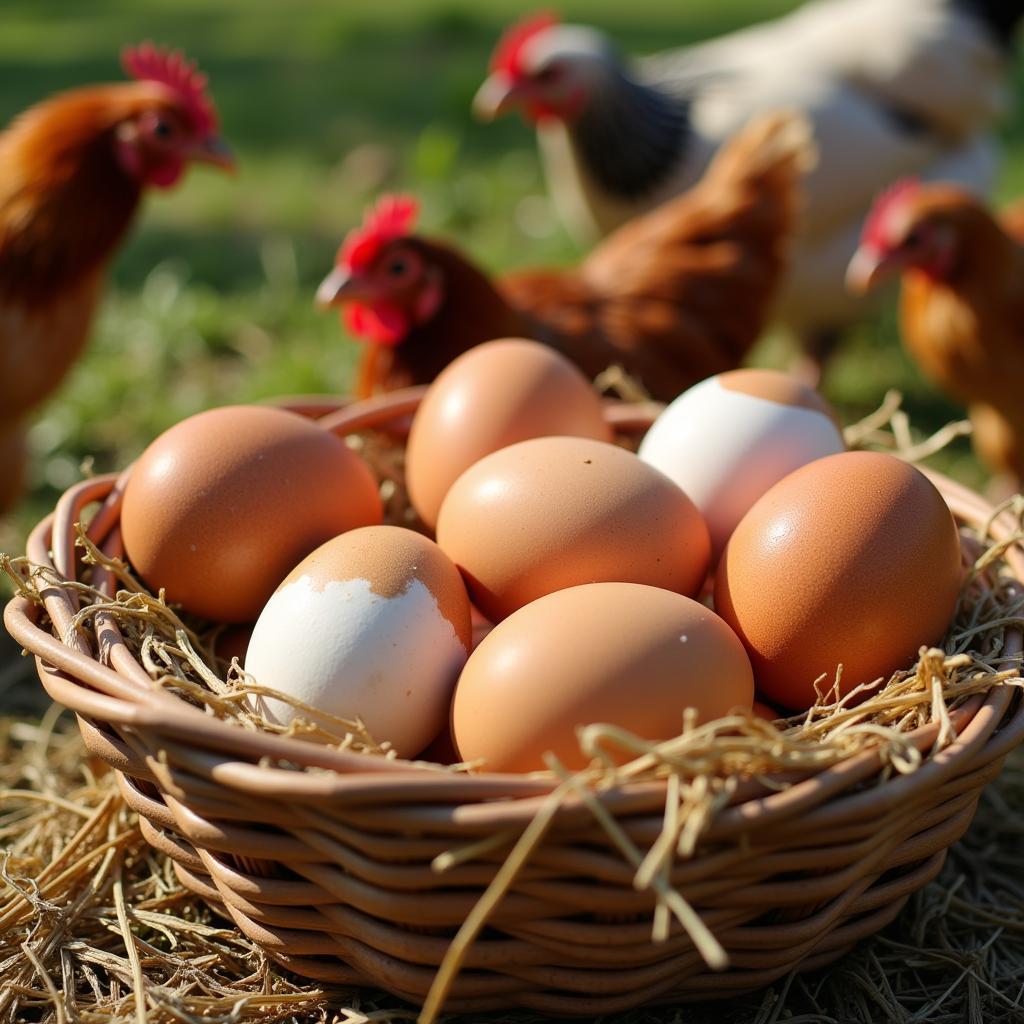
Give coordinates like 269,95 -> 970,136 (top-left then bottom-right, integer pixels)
6,390 -> 1024,1019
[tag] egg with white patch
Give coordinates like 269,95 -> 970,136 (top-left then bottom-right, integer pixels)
244,526 -> 472,757
638,369 -> 845,556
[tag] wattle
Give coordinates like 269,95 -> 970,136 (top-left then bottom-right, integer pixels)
344,302 -> 408,346
145,159 -> 186,189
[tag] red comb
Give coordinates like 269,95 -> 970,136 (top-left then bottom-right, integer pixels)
122,42 -> 218,136
862,178 -> 921,249
340,195 -> 420,272
491,11 -> 559,76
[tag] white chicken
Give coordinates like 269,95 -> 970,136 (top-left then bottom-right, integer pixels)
474,0 -> 1023,363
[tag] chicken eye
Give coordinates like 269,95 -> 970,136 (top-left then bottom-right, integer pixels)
387,257 -> 410,277
903,227 -> 924,249
536,63 -> 564,84
153,118 -> 175,139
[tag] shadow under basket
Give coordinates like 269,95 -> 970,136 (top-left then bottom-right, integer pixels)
6,388 -> 1024,1019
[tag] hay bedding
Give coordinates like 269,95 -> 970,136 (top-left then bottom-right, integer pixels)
3,395 -> 1024,1022
2,715 -> 1023,1024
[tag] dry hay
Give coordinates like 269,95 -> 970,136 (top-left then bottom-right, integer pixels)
1,713 -> 1023,1024
2,393 -> 1024,1021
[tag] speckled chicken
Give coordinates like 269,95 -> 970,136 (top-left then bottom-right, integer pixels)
317,110 -> 815,402
474,1 -> 1024,367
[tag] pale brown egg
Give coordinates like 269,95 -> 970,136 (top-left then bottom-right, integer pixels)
714,450 -> 962,711
121,405 -> 382,622
405,338 -> 611,530
638,368 -> 845,556
245,525 -> 472,758
435,436 -> 711,622
452,582 -> 754,773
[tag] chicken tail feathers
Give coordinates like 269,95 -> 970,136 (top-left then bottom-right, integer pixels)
705,109 -> 817,190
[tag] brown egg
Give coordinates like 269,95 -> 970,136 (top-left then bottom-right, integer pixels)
405,338 -> 611,529
435,436 -> 711,622
714,450 -> 962,711
452,583 -> 754,773
122,405 -> 382,622
752,700 -> 781,723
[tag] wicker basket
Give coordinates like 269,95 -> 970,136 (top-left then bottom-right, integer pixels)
6,390 -> 1024,1019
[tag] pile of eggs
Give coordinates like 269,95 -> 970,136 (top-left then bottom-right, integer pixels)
119,339 -> 964,773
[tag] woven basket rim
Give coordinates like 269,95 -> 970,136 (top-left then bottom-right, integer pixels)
7,392 -> 1024,827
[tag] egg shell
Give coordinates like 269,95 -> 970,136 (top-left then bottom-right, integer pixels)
470,605 -> 494,650
121,405 -> 382,622
638,369 -> 845,556
435,435 -> 711,622
714,450 -> 962,711
244,525 -> 472,758
405,338 -> 612,529
452,582 -> 754,773
752,700 -> 781,723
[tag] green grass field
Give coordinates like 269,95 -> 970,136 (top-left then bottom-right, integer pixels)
5,0 -> 1024,552
3,5 -> 1024,1021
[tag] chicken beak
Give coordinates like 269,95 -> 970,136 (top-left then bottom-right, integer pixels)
189,136 -> 237,173
845,246 -> 891,295
473,72 -> 523,121
316,266 -> 370,308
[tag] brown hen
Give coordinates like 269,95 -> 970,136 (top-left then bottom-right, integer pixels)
317,110 -> 815,402
848,181 -> 1024,482
0,45 -> 233,509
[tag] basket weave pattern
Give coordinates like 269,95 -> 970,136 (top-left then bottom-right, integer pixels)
7,393 -> 1024,1017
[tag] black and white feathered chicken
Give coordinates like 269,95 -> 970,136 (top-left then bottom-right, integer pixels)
474,0 -> 1024,363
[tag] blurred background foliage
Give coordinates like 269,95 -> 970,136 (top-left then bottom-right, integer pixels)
2,0 -> 1023,551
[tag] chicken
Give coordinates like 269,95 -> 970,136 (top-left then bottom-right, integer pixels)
0,44 -> 234,509
847,179 -> 1024,482
473,1 -> 1024,367
316,110 -> 814,402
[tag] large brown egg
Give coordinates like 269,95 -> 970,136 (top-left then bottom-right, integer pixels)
121,405 -> 382,622
452,583 -> 754,773
405,338 -> 611,529
714,451 -> 962,711
435,436 -> 710,622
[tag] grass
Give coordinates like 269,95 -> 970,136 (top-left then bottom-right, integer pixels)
3,0 -> 1022,548
2,4 -> 1024,1021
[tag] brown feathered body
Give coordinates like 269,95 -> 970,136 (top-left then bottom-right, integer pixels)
897,190 -> 1024,478
0,65 -> 231,510
353,244 -> 527,396
0,88 -> 166,424
349,111 -> 814,401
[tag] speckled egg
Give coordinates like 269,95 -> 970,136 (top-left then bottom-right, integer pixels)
405,338 -> 612,529
121,405 -> 382,622
638,369 -> 845,556
435,436 -> 711,622
452,583 -> 754,773
244,525 -> 472,758
714,450 -> 962,711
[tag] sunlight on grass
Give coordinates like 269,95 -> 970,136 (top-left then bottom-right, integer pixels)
0,0 -> 1018,545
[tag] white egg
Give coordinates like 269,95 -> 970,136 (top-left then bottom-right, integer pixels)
244,526 -> 472,758
638,369 -> 845,556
